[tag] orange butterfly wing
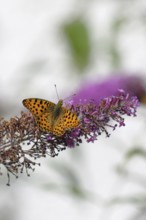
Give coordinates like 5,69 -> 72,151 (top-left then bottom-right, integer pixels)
23,98 -> 55,117
23,98 -> 79,136
53,107 -> 79,136
23,98 -> 55,132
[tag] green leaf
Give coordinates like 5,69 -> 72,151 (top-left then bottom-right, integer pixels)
63,18 -> 91,71
108,195 -> 146,205
125,147 -> 146,160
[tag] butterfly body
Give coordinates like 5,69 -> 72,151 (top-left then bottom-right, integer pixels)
22,98 -> 79,136
53,100 -> 63,119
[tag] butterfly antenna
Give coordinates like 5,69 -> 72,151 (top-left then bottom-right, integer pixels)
54,84 -> 60,100
64,94 -> 76,101
54,84 -> 76,101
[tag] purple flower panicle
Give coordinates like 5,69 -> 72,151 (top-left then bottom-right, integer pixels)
73,75 -> 146,105
0,90 -> 139,185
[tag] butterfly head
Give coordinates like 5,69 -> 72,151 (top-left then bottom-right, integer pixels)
57,99 -> 63,107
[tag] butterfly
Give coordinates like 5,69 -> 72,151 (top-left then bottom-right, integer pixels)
22,98 -> 79,136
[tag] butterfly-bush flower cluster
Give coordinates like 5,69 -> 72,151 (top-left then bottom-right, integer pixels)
0,88 -> 139,185
73,75 -> 146,105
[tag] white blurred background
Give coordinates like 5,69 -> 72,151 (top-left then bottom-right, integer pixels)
1,0 -> 146,220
